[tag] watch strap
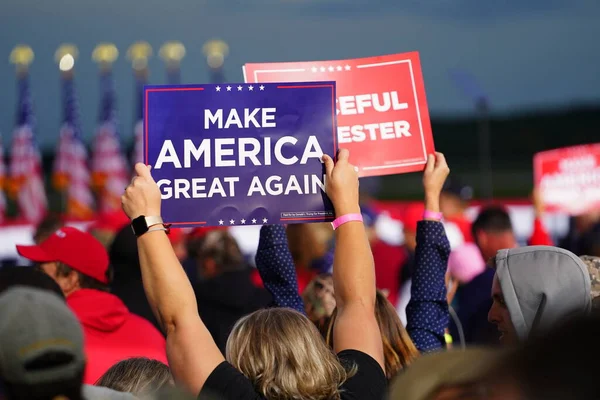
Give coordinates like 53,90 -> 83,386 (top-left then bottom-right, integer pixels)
145,216 -> 164,228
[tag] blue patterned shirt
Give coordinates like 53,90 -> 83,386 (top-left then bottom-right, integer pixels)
255,225 -> 305,314
405,221 -> 451,352
255,221 -> 450,352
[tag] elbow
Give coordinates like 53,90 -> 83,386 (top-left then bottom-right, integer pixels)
335,292 -> 376,312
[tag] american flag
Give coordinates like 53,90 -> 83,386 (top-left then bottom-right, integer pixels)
131,75 -> 145,166
0,134 -> 7,222
8,74 -> 48,223
53,76 -> 95,218
91,70 -> 129,213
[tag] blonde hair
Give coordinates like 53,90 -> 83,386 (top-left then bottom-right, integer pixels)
326,291 -> 419,380
226,308 -> 354,400
95,357 -> 172,396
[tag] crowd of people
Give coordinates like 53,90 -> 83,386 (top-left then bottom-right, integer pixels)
0,150 -> 599,399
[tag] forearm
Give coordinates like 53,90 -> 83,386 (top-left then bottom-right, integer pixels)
333,218 -> 376,309
406,221 -> 451,351
137,230 -> 199,334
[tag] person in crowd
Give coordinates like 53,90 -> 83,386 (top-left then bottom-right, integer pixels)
325,291 -> 419,380
472,206 -> 518,262
109,225 -> 162,332
440,178 -> 474,243
446,243 -> 486,286
0,287 -> 135,400
388,347 -> 508,400
15,227 -> 167,384
169,228 -> 188,262
487,312 -> 600,400
96,358 -> 172,397
186,226 -> 272,353
487,245 -> 591,345
87,210 -> 130,250
558,210 -> 600,255
285,223 -> 331,292
302,273 -> 336,335
0,265 -> 65,298
452,206 -> 521,345
122,150 -> 387,399
256,153 -> 452,358
580,255 -> 600,311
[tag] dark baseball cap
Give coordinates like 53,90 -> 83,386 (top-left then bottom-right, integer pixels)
442,178 -> 473,201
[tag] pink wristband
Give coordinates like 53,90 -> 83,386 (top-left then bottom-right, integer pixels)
423,210 -> 443,221
331,213 -> 363,230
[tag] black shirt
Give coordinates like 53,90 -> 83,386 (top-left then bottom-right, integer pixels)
199,350 -> 386,400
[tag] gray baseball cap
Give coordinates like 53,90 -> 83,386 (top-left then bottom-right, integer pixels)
0,287 -> 85,385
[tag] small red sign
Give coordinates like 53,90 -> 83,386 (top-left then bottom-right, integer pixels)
244,52 -> 435,177
534,143 -> 600,215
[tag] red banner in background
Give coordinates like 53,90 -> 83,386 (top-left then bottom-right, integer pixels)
243,52 -> 435,177
534,143 -> 600,215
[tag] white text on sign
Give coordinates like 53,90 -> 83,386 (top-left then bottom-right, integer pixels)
205,108 -> 277,129
336,91 -> 413,144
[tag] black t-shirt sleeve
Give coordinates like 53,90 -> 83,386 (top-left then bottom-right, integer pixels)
338,350 -> 387,400
199,361 -> 266,400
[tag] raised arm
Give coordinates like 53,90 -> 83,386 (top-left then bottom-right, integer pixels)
323,150 -> 385,371
406,153 -> 451,352
255,225 -> 305,313
122,164 -> 224,396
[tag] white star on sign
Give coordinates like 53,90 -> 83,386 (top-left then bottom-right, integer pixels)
328,66 -> 334,72
218,219 -> 224,225
241,219 -> 246,224
251,218 -> 257,224
248,85 -> 254,91
345,65 -> 351,71
311,67 -> 318,72
226,86 -> 232,91
262,218 -> 268,224
230,219 -> 235,225
336,66 -> 343,71
320,67 -> 326,72
259,85 -> 265,91
216,86 -> 221,91
237,85 -> 243,91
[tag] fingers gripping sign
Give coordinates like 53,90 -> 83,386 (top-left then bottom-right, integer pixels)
122,163 -> 163,220
322,149 -> 361,217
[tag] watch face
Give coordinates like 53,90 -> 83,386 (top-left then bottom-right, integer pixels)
131,216 -> 147,236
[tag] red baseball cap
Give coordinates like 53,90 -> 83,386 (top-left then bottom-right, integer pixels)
16,227 -> 110,284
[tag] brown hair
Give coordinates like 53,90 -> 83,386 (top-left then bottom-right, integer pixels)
226,308 -> 354,400
56,262 -> 111,291
95,357 -> 172,396
326,291 -> 419,380
187,230 -> 244,275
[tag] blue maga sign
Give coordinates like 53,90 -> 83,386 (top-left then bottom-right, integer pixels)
144,82 -> 338,228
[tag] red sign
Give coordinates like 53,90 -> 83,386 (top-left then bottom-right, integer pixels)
534,143 -> 600,215
243,52 -> 435,177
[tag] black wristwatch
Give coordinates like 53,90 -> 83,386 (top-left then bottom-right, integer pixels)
131,215 -> 165,237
